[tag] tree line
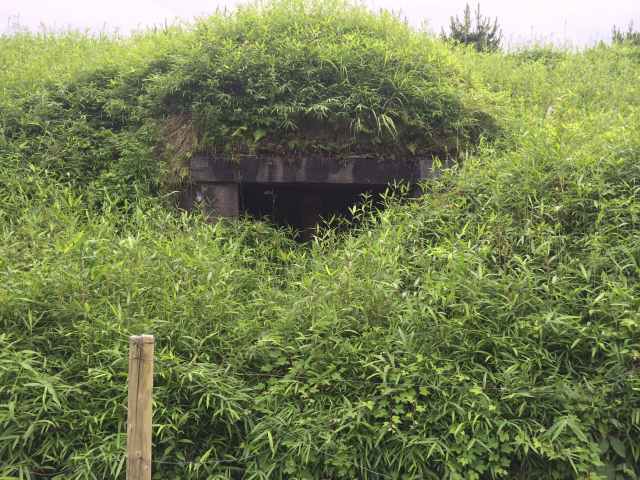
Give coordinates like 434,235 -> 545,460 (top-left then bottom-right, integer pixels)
443,2 -> 639,52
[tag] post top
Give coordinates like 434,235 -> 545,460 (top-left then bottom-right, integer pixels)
129,334 -> 155,344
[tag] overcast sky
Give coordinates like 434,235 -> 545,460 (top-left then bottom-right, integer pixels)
1,0 -> 638,47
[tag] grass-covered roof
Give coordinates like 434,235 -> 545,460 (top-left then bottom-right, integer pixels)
153,0 -> 495,159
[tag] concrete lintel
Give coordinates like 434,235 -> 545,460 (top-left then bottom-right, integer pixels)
190,155 -> 436,185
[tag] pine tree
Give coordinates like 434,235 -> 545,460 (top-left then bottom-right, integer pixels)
612,21 -> 640,46
442,3 -> 502,53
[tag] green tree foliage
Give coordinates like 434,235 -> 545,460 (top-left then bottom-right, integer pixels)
612,21 -> 640,46
442,2 -> 502,52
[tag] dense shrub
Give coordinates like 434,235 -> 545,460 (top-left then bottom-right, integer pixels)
0,29 -> 187,204
156,0 -> 496,159
1,2 -> 640,479
509,46 -> 567,66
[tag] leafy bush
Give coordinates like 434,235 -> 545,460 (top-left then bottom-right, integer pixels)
155,0 -> 496,159
509,46 -> 567,66
0,28 -> 189,204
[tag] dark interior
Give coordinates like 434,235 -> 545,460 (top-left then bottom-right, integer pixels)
240,182 -> 387,234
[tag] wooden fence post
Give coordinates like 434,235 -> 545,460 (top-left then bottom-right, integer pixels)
127,335 -> 154,480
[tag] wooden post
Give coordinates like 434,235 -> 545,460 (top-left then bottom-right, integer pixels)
127,335 -> 154,480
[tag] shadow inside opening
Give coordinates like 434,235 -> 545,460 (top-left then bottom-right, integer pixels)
240,182 -> 387,237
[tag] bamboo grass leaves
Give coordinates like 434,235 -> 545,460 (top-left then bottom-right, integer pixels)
150,0 -> 494,159
1,2 -> 640,479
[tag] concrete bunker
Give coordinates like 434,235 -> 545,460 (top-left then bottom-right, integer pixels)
157,1 -> 497,234
184,155 -> 437,233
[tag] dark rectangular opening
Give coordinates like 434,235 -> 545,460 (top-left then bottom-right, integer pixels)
240,182 -> 387,233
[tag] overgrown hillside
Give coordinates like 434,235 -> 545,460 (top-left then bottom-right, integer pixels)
1,0 -> 496,204
1,1 -> 640,479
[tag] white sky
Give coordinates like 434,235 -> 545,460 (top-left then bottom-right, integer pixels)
1,0 -> 638,47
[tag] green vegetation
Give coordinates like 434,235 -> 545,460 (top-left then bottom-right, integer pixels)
613,22 -> 640,46
441,2 -> 502,53
1,1 -> 640,478
1,0 -> 497,201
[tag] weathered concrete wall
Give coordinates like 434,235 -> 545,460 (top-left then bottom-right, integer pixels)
190,155 -> 436,185
188,155 -> 441,221
193,183 -> 239,219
